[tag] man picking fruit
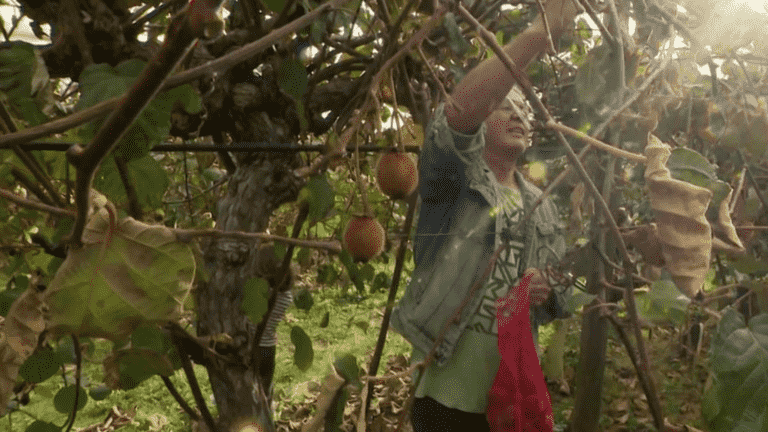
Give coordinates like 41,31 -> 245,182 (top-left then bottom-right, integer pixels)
390,0 -> 580,430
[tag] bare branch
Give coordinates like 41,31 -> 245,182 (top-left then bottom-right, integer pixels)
66,0 -> 225,247
535,0 -> 558,54
545,121 -> 647,162
0,187 -> 77,218
173,228 -> 343,254
0,0 -> 351,151
296,4 -> 448,178
574,0 -> 616,46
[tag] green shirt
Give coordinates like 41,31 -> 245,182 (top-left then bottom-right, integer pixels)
412,186 -> 527,412
390,104 -> 572,412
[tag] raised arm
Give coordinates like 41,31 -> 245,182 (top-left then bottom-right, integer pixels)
445,0 -> 579,134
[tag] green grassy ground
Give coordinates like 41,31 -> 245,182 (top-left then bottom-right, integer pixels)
2,285 -> 710,432
0,286 -> 410,432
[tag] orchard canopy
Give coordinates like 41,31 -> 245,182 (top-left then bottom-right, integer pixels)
0,0 -> 767,431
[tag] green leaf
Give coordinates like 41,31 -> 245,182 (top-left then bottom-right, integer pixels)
108,348 -> 174,390
444,13 -> 471,55
294,288 -> 314,312
564,287 -> 596,313
667,147 -> 731,221
576,18 -> 592,39
319,311 -> 330,328
278,58 -> 309,100
24,421 -> 60,432
371,272 -> 389,293
667,147 -> 718,180
274,242 -> 287,262
299,174 -> 335,223
290,326 -> 314,371
729,254 -> 768,276
0,44 -> 49,125
242,277 -> 270,325
77,61 -> 201,162
310,20 -> 326,45
54,343 -> 75,368
339,250 -> 366,294
297,247 -> 312,267
53,385 -> 88,414
0,286 -> 25,317
353,319 -> 369,334
333,353 -> 361,388
95,155 -> 169,210
19,348 -> 61,383
317,263 -> 337,284
114,58 -> 146,77
44,215 -> 196,341
88,385 -> 112,401
635,280 -> 691,325
166,82 -> 203,114
359,263 -> 375,282
263,0 -> 286,13
295,99 -> 309,132
573,44 -> 635,123
702,308 -> 768,432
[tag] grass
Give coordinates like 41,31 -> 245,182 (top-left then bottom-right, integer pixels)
1,284 -> 411,432
272,286 -> 412,420
2,271 -> 712,432
1,343 -> 215,432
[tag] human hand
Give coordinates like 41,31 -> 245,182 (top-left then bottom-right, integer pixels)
523,268 -> 551,306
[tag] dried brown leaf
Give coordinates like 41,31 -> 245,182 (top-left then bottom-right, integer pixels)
645,135 -> 712,297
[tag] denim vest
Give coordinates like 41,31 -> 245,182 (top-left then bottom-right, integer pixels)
390,104 -> 569,367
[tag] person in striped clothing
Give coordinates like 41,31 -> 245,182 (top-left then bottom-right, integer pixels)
254,244 -> 294,404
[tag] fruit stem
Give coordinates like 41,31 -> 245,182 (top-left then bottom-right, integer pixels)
352,136 -> 372,215
388,71 -> 406,153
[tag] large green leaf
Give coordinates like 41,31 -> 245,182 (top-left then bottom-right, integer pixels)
44,206 -> 196,341
298,174 -> 335,224
19,348 -> 61,383
77,60 -> 202,162
339,250 -> 366,294
702,308 -> 768,432
277,58 -> 309,101
293,288 -> 314,312
263,0 -> 286,13
103,347 -> 175,390
88,385 -> 112,401
53,385 -> 88,414
634,280 -> 691,325
131,322 -> 173,353
95,154 -> 170,209
290,326 -> 314,371
24,421 -> 60,432
728,254 -> 768,276
242,277 -> 270,325
0,43 -> 49,126
333,353 -> 362,389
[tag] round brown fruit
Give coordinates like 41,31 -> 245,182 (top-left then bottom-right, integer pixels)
375,152 -> 418,200
343,216 -> 385,262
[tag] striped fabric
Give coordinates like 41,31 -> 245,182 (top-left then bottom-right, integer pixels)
258,289 -> 293,347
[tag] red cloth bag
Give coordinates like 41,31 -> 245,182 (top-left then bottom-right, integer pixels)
486,273 -> 554,431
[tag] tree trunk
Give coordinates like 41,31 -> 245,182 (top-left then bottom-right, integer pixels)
569,243 -> 609,432
195,155 -> 302,431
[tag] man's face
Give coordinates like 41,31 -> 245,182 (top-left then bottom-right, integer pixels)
485,98 -> 532,160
